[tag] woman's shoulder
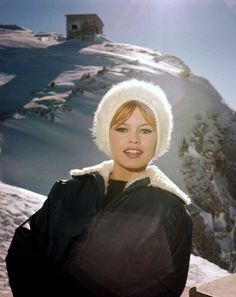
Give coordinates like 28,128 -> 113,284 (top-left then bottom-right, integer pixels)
48,173 -> 97,198
146,186 -> 188,212
45,173 -> 103,212
69,160 -> 113,179
145,164 -> 191,205
58,172 -> 96,186
146,187 -> 193,230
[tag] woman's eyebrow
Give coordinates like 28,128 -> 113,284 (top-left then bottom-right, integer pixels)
115,122 -> 152,127
138,123 -> 152,127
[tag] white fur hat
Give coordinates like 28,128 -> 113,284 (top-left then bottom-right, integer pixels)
92,79 -> 173,160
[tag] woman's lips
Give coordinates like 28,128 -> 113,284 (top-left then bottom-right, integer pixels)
123,149 -> 143,158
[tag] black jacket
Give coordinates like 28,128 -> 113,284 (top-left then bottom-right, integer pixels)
6,162 -> 192,297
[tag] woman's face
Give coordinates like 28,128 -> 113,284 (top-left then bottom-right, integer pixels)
109,107 -> 157,181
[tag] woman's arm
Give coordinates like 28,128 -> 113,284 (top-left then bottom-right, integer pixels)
148,202 -> 192,297
6,181 -> 60,297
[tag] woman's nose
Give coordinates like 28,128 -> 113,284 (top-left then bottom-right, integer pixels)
128,131 -> 140,144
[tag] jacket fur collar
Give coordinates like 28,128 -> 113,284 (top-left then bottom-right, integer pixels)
70,160 -> 191,205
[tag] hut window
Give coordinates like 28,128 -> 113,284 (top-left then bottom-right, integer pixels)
71,24 -> 78,31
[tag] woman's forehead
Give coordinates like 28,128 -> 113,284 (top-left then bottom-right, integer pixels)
111,103 -> 156,128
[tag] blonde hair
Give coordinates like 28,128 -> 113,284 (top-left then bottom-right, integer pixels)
110,100 -> 156,128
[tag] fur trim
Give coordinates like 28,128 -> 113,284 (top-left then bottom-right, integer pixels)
92,79 -> 173,160
70,160 -> 114,194
70,161 -> 191,205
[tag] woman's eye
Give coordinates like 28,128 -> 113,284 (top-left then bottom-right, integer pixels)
139,128 -> 152,134
115,127 -> 127,133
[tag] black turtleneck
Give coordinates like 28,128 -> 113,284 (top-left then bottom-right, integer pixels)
103,179 -> 127,208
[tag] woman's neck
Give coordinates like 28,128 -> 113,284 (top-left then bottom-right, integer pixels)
110,164 -> 147,182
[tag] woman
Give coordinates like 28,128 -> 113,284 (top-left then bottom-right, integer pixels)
6,79 -> 192,297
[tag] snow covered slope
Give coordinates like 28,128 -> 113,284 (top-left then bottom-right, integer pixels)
0,182 -> 46,294
0,25 -> 235,275
0,25 -> 62,48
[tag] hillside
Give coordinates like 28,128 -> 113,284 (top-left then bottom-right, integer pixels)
0,25 -> 235,290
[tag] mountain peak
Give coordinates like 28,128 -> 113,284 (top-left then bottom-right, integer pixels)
0,24 -> 31,31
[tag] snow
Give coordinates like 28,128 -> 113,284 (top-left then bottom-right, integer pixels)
0,182 -> 46,293
0,25 -> 61,48
81,42 -> 189,77
0,74 -> 15,87
214,172 -> 236,205
187,145 -> 201,159
54,65 -> 104,86
186,254 -> 230,288
201,212 -> 213,228
213,212 -> 227,231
